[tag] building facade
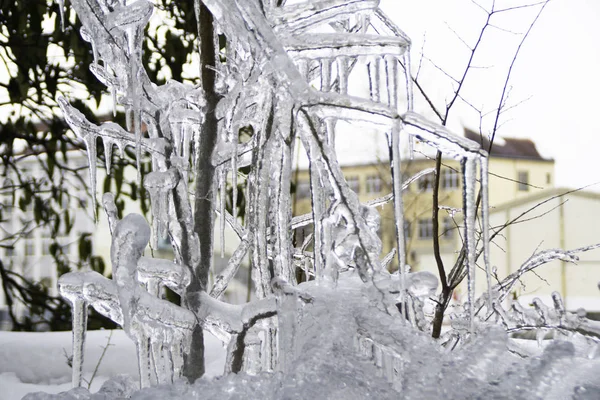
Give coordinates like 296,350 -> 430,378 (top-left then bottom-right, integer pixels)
485,188 -> 600,313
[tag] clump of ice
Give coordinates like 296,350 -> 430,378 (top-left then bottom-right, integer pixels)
32,274 -> 600,400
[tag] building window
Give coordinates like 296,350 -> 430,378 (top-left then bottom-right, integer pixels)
417,174 -> 435,191
441,168 -> 460,190
346,176 -> 360,194
517,171 -> 529,191
418,218 -> 433,239
546,173 -> 552,185
442,217 -> 454,239
25,241 -> 35,257
365,175 -> 381,194
404,221 -> 411,239
5,246 -> 14,257
296,181 -> 311,200
42,241 -> 51,256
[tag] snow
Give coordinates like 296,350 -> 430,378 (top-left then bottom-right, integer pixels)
0,329 -> 226,400
13,275 -> 600,400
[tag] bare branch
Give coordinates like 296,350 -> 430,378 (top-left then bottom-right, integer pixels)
489,0 -> 551,148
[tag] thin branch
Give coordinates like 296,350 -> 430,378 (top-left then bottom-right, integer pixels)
494,1 -> 548,14
489,0 -> 550,148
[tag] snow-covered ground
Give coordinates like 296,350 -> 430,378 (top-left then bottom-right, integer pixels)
0,329 -> 226,400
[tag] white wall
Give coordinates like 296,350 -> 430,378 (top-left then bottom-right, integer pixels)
485,190 -> 600,312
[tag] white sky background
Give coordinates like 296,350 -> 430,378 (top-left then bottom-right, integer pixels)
378,0 -> 600,191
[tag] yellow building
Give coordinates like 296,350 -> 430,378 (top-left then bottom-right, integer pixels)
292,129 -> 555,274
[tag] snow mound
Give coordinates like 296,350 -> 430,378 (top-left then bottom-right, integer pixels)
23,276 -> 600,399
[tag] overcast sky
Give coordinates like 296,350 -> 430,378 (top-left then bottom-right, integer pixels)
377,0 -> 600,191
3,1 -> 597,192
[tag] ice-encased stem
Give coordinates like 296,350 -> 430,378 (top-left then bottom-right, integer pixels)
210,236 -> 250,299
70,298 -> 88,388
462,155 -> 478,332
137,336 -> 152,388
480,156 -> 492,313
336,56 -> 349,94
385,55 -> 398,110
368,56 -> 381,103
309,145 -> 327,282
58,0 -> 65,31
390,120 -> 407,299
83,135 -> 98,219
231,128 -> 239,220
220,167 -> 226,258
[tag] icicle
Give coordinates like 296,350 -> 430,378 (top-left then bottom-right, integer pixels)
402,51 -> 414,111
172,122 -> 182,157
71,298 -> 88,387
389,119 -> 407,310
144,169 -> 179,248
182,123 -> 192,183
385,55 -> 398,109
336,56 -> 349,94
480,156 -> 492,313
536,329 -> 546,348
133,86 -> 142,185
83,135 -> 98,219
170,342 -> 184,380
357,12 -> 369,33
402,51 -> 415,158
55,290 -> 88,388
271,135 -> 295,284
57,0 -> 66,32
103,137 -> 113,174
152,341 -> 167,384
111,85 -> 117,117
462,155 -> 478,333
320,59 -> 332,92
231,129 -> 239,220
310,160 -> 326,283
137,336 -> 152,388
220,167 -> 226,258
368,56 -> 381,103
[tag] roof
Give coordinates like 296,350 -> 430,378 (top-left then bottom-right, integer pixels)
464,128 -> 551,161
489,187 -> 600,214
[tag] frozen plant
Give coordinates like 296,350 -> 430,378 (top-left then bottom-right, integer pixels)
54,0 -> 600,395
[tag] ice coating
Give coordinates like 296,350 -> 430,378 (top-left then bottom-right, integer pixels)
58,275 -> 88,388
137,257 -> 191,295
52,0 -> 600,396
143,169 -> 179,248
111,214 -> 196,388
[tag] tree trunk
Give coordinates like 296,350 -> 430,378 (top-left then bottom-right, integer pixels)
185,1 -> 221,381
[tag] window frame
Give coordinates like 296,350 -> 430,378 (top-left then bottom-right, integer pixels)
417,218 -> 434,239
365,174 -> 382,194
441,168 -> 460,190
517,170 -> 529,191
